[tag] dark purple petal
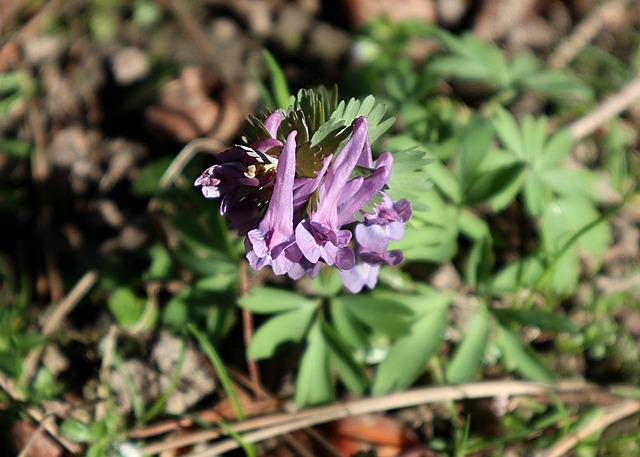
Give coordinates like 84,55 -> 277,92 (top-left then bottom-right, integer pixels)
360,249 -> 403,266
335,247 -> 356,270
252,138 -> 282,154
292,155 -> 331,209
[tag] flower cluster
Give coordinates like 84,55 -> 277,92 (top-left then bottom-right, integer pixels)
195,111 -> 411,293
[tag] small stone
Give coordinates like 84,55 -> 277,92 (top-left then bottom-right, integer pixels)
111,47 -> 150,85
23,35 -> 65,66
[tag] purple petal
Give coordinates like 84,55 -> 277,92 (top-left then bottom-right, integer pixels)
263,111 -> 282,138
253,138 -> 282,154
316,117 -> 369,224
357,135 -> 373,168
337,164 -> 391,226
258,131 -> 297,244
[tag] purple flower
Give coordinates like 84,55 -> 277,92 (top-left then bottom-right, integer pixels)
295,118 -> 391,270
355,195 -> 412,252
194,112 -> 283,231
195,107 -> 413,293
245,131 -> 307,279
340,195 -> 412,293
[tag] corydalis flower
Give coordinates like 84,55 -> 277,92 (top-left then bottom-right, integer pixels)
195,105 -> 412,292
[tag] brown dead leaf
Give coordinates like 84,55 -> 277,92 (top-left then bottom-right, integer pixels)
146,67 -> 220,142
11,420 -> 62,457
343,0 -> 436,26
326,414 -> 420,457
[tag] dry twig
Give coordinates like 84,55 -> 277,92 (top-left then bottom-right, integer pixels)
542,399 -> 640,457
141,380 -> 589,455
568,72 -> 640,141
548,0 -> 628,69
0,373 -> 81,454
21,270 -> 98,385
17,415 -> 55,457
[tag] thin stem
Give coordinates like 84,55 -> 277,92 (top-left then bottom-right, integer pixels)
240,262 -> 263,399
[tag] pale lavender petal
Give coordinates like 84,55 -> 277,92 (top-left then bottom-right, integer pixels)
295,222 -> 322,263
355,224 -> 389,252
247,229 -> 268,257
201,186 -> 221,198
263,111 -> 282,138
321,242 -> 339,265
339,263 -> 380,293
386,221 -> 405,240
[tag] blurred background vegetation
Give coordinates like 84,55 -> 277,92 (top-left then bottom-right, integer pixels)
1,0 -> 640,456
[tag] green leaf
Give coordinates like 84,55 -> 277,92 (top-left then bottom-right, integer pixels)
329,95 -> 395,145
323,322 -> 369,395
493,107 -> 524,159
61,419 -> 94,443
456,117 -> 495,190
295,322 -> 333,406
188,324 -> 245,419
464,235 -> 494,288
308,268 -> 344,297
239,287 -> 319,313
495,324 -> 554,382
464,162 -> 525,206
147,244 -> 172,280
489,256 -> 544,294
0,139 -> 33,159
540,197 -> 611,295
427,160 -> 461,204
539,168 -> 599,201
132,156 -> 173,196
248,307 -> 316,360
523,172 -> 547,216
263,49 -> 291,109
108,288 -> 146,328
458,209 -> 489,241
333,295 -> 413,338
372,299 -> 448,394
520,70 -> 592,100
330,298 -> 369,349
430,32 -> 509,87
540,130 -> 573,169
446,307 -> 492,383
494,308 -> 576,333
